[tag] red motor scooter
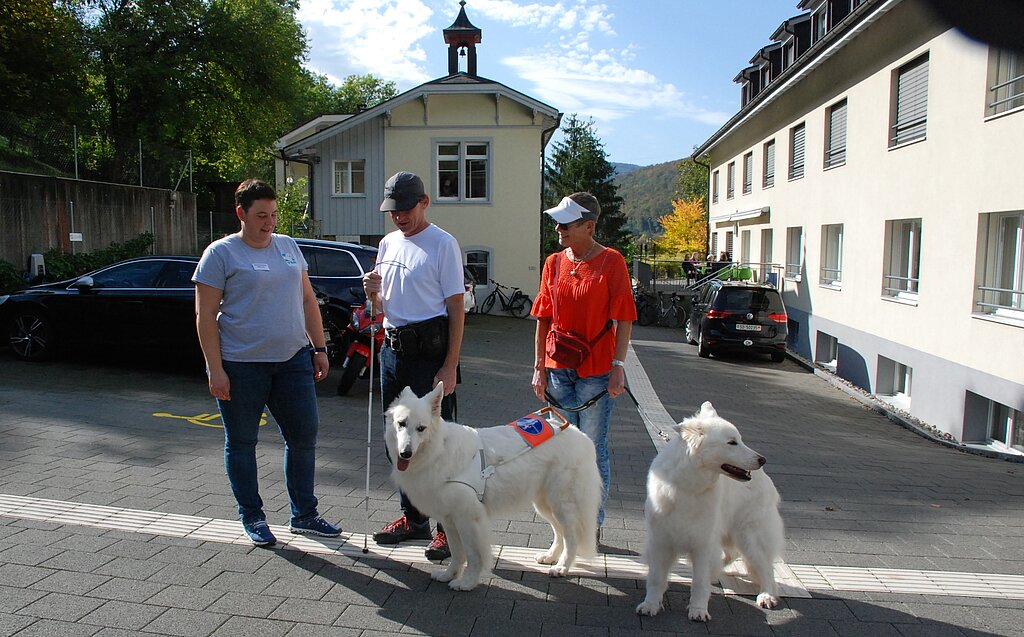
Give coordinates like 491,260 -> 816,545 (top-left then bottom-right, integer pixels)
335,300 -> 384,396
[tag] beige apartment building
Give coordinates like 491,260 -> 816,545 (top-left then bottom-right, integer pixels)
694,0 -> 1023,451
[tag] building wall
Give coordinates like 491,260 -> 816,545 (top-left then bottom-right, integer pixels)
704,0 -> 1024,441
382,95 -> 546,298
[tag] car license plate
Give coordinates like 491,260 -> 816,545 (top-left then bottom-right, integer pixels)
735,323 -> 762,332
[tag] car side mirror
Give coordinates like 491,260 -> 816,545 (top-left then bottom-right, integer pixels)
74,276 -> 96,292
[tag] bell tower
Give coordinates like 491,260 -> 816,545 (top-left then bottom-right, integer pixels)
443,1 -> 482,76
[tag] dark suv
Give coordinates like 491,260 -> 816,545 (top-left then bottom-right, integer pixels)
685,280 -> 788,362
294,238 -> 377,350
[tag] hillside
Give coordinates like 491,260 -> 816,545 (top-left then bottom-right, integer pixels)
614,159 -> 681,235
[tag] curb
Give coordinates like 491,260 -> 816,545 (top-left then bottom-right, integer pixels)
785,350 -> 1024,464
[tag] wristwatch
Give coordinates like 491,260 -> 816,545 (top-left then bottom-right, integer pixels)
611,359 -> 625,368
313,347 -> 328,354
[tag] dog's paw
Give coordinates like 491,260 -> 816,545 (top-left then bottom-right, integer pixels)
431,566 -> 457,583
448,576 -> 480,591
756,593 -> 779,609
547,565 -> 568,578
534,551 -> 557,565
687,606 -> 711,622
635,600 -> 662,616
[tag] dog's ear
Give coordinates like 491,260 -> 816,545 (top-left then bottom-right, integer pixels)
386,387 -> 416,415
698,401 -> 717,418
679,421 -> 705,449
427,382 -> 444,422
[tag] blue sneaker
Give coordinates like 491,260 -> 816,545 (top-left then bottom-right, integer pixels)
290,515 -> 341,537
243,520 -> 277,546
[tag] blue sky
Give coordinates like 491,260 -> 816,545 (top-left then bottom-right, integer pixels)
297,0 -> 802,167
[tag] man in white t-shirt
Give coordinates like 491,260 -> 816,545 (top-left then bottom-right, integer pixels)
363,171 -> 465,561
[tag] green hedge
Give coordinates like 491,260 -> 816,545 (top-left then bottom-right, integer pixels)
0,233 -> 155,294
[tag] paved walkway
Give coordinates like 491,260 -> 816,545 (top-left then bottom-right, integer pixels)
0,315 -> 1022,636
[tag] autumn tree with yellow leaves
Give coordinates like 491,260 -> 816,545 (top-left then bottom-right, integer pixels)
654,196 -> 706,256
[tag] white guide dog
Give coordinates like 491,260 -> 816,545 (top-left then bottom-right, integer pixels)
636,402 -> 784,622
385,382 -> 602,591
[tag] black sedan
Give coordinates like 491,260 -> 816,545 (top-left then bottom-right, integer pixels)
1,256 -> 201,361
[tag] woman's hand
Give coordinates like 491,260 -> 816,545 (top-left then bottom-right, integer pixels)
208,368 -> 230,401
608,365 -> 626,398
532,367 -> 547,401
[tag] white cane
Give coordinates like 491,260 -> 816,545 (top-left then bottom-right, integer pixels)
363,294 -> 378,554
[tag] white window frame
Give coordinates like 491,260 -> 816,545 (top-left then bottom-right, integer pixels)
763,139 -> 775,188
332,160 -> 365,196
883,218 -> 921,301
789,122 -> 806,180
975,211 -> 1024,322
712,170 -> 719,204
465,249 -> 490,290
986,48 -> 1024,118
786,226 -> 803,280
435,140 -> 491,203
726,161 -> 735,199
824,98 -> 847,168
889,53 -> 929,147
820,224 -> 843,287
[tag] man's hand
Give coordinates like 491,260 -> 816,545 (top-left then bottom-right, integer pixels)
208,368 -> 230,401
531,368 -> 547,401
608,365 -> 626,398
434,364 -> 458,396
312,352 -> 329,382
363,270 -> 381,297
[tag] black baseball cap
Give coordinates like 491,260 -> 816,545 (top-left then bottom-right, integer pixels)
380,171 -> 426,212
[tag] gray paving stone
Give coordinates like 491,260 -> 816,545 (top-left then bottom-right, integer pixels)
6,618 -> 102,637
0,585 -> 46,614
142,607 -> 231,637
78,599 -> 167,630
268,598 -> 345,625
85,577 -> 168,603
205,591 -> 286,619
144,584 -> 223,611
0,612 -> 36,637
17,591 -> 106,622
210,615 -> 294,637
30,570 -> 110,595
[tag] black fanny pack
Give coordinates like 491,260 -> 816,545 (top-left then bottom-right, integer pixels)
387,315 -> 449,359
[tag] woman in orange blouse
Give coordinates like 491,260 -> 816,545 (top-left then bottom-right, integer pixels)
531,192 -> 637,533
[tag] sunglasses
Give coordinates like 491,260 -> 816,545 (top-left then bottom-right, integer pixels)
555,218 -> 589,230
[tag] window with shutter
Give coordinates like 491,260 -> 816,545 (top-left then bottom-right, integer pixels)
727,162 -> 735,199
712,170 -> 719,203
825,99 -> 847,167
890,54 -> 929,147
763,139 -> 775,188
742,152 -> 753,194
789,123 -> 805,180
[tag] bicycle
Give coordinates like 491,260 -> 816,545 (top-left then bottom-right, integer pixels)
634,286 -> 659,326
655,291 -> 686,328
480,279 -> 533,318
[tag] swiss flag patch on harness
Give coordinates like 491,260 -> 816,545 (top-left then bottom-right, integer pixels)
508,407 -> 570,447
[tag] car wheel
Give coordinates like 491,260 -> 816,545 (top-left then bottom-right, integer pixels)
684,318 -> 698,345
697,331 -> 711,358
770,351 -> 786,363
336,353 -> 367,396
510,297 -> 532,318
8,308 -> 56,361
481,293 -> 496,315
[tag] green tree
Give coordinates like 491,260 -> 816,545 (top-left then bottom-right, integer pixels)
0,0 -> 88,123
292,71 -> 398,124
82,0 -> 308,183
676,153 -> 709,202
544,115 -> 628,256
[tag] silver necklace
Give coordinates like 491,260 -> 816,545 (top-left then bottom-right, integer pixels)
569,243 -> 599,276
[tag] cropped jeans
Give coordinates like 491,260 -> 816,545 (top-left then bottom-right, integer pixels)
217,348 -> 321,526
545,368 -> 614,526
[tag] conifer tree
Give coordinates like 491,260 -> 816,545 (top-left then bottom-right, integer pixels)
544,115 -> 628,256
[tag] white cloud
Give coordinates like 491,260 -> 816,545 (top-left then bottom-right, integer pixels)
298,0 -> 436,85
470,0 -> 614,34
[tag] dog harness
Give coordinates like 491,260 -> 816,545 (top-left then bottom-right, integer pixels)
446,408 -> 570,502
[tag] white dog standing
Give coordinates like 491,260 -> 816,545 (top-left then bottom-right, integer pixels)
385,382 -> 602,591
636,401 -> 784,622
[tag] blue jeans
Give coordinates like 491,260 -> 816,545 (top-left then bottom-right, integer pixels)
218,348 -> 321,526
546,368 -> 614,526
379,343 -> 456,526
